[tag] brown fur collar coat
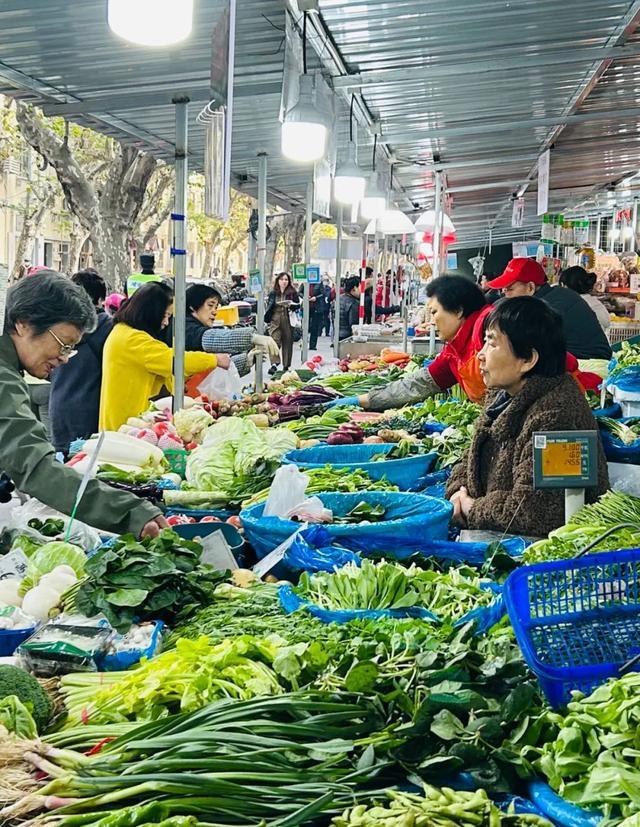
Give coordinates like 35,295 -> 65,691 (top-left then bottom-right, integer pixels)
445,373 -> 609,537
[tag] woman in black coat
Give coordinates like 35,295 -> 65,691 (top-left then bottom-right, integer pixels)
265,273 -> 300,370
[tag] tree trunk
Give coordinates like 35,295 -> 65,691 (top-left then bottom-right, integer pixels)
10,191 -> 55,281
264,219 -> 286,286
284,214 -> 305,272
15,103 -> 158,290
201,240 -> 214,278
67,215 -> 87,275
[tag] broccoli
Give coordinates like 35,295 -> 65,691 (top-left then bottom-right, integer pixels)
0,665 -> 53,732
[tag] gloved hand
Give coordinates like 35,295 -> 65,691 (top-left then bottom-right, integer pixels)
325,395 -> 361,408
246,348 -> 261,368
252,333 -> 280,360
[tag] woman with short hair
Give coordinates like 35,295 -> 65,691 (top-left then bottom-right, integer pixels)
446,297 -> 609,537
99,282 -> 230,431
184,284 -> 278,375
0,270 -> 167,538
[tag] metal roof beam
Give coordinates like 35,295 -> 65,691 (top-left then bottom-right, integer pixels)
381,106 -> 640,143
488,0 -> 640,230
333,45 -> 640,89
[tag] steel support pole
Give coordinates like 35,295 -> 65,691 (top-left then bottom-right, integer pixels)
172,97 -> 189,414
333,206 -> 343,355
358,234 -> 367,335
632,200 -> 638,252
610,208 -> 617,254
302,179 -> 313,361
595,215 -> 602,251
255,152 -> 268,390
432,171 -> 442,278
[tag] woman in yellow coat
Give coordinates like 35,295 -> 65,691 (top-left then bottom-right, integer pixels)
100,283 -> 230,430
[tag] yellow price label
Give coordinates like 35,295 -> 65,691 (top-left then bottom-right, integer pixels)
541,442 -> 582,477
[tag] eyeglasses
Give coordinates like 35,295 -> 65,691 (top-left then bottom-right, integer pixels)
48,329 -> 78,359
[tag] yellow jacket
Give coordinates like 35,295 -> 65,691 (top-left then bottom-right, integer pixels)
99,324 -> 217,431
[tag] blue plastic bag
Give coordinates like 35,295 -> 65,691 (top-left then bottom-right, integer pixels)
284,526 -> 361,572
592,403 -> 622,418
241,491 -> 452,558
278,584 -> 440,624
410,467 -> 451,494
598,417 -> 640,464
527,780 -> 602,827
98,621 -> 164,672
607,362 -> 640,393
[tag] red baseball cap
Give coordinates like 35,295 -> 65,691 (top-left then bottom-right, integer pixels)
486,258 -> 546,289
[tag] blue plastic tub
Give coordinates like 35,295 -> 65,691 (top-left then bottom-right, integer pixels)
0,626 -> 36,656
240,491 -> 452,564
504,548 -> 640,707
598,416 -> 640,464
282,443 -> 437,490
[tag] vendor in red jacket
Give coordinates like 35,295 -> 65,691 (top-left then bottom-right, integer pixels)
360,275 -> 491,408
326,274 -> 601,412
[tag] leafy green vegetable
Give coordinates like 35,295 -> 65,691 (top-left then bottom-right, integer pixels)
19,540 -> 86,595
334,501 -> 386,524
67,530 -> 226,632
598,416 -> 640,445
0,694 -> 38,738
525,671 -> 640,823
609,341 -> 640,377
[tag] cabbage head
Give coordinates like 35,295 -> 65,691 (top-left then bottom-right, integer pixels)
186,440 -> 236,491
19,541 -> 86,595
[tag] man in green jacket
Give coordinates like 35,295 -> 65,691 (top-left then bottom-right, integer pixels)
0,271 -> 167,538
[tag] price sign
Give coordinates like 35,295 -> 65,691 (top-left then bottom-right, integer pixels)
306,265 -> 321,284
248,268 -> 262,295
533,431 -> 598,489
292,262 -> 306,282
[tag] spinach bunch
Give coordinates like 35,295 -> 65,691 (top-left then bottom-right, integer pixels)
72,530 -> 226,633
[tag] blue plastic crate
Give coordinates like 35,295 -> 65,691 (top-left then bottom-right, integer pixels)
504,547 -> 640,707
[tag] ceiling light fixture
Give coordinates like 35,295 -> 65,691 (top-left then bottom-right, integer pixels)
281,12 -> 328,163
107,0 -> 193,46
360,133 -> 386,220
334,95 -> 367,205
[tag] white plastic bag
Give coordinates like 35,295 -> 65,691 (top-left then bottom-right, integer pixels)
263,465 -> 309,518
9,499 -> 102,551
197,362 -> 244,401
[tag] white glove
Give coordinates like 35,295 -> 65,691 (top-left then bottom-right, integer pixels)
252,334 -> 280,360
246,347 -> 261,368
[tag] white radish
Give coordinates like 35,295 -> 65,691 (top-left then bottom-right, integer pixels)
22,585 -> 61,622
0,579 -> 23,607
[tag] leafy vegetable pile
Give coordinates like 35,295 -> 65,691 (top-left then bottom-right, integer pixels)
60,635 -> 294,725
295,559 -> 495,621
608,340 -> 640,378
163,417 -> 297,508
241,465 -> 398,508
332,785 -> 552,827
598,416 -> 640,445
68,530 -> 226,632
525,671 -> 640,823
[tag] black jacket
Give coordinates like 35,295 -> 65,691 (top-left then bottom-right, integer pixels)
536,283 -> 611,360
49,311 -> 113,452
184,314 -> 208,350
339,294 -> 360,340
265,289 -> 300,324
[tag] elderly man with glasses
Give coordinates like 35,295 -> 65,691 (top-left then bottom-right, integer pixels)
0,270 -> 167,539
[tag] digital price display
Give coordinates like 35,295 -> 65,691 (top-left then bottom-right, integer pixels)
533,431 -> 598,489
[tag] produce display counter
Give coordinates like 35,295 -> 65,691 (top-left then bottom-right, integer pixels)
0,352 -> 638,827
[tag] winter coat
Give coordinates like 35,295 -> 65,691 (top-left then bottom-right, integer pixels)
49,310 -> 112,453
99,323 -> 217,431
536,283 -> 611,360
0,332 -> 160,536
339,293 -> 360,340
445,373 -> 609,537
368,304 -> 493,410
264,288 -> 300,324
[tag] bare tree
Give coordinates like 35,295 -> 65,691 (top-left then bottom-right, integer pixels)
10,182 -> 57,282
15,103 -> 157,288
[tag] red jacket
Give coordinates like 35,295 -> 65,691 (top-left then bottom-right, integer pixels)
427,304 -> 601,402
428,305 -> 492,402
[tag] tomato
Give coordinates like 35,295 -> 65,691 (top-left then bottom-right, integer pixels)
226,516 -> 243,529
185,441 -> 198,451
200,516 -> 222,523
166,515 -> 195,526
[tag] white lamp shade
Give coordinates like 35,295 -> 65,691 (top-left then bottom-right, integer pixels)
334,165 -> 366,205
364,210 -> 415,235
414,209 -> 456,235
281,121 -> 328,163
360,195 -> 386,220
108,0 -> 193,46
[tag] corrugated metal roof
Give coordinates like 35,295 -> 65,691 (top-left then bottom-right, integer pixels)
1,0 -> 640,245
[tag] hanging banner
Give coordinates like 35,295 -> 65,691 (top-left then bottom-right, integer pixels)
537,150 -> 550,216
512,197 -> 525,228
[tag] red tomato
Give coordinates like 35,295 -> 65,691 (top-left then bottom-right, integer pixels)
185,442 -> 198,451
167,515 -> 195,526
200,516 -> 222,523
226,516 -> 243,529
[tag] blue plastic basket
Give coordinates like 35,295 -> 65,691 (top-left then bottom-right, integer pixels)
0,626 -> 36,656
282,443 -> 437,490
504,547 -> 640,707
